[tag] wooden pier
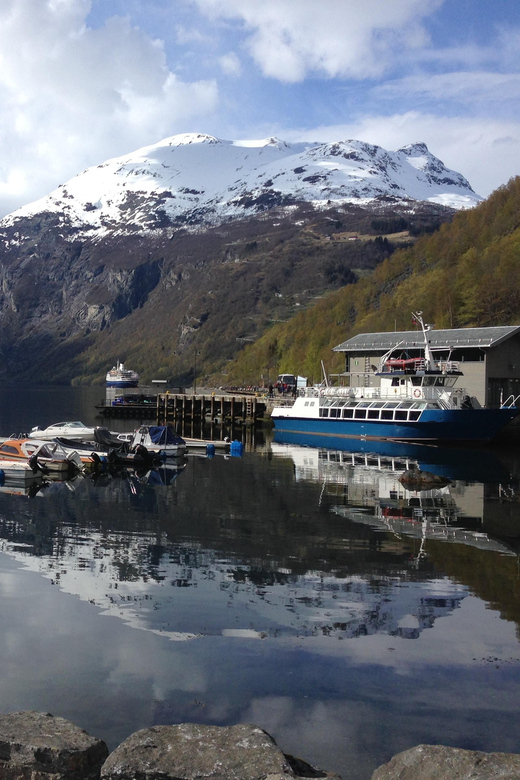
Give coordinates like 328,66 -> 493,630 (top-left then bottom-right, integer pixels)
97,392 -> 268,427
156,392 -> 266,426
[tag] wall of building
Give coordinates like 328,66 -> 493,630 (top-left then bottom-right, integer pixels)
485,338 -> 520,406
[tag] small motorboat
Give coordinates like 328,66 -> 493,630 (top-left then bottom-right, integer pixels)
56,429 -> 164,470
127,425 -> 187,458
29,421 -> 96,441
0,438 -> 83,475
0,457 -> 44,484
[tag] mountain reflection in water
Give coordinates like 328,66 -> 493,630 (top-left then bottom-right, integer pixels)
1,434 -> 520,641
1,396 -> 520,780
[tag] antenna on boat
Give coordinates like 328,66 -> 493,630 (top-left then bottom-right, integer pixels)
411,311 -> 437,370
321,360 -> 329,387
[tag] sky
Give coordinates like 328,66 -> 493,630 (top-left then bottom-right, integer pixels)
0,0 -> 519,218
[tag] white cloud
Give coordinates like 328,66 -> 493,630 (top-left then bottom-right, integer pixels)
0,0 -> 219,216
191,0 -> 443,81
219,52 -> 242,77
373,72 -> 520,109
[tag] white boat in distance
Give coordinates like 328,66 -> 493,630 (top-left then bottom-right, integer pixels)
106,361 -> 139,388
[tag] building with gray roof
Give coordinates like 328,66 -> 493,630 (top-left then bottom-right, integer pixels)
333,325 -> 520,407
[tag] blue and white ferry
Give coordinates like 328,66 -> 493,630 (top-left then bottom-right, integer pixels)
272,313 -> 519,443
106,361 -> 139,388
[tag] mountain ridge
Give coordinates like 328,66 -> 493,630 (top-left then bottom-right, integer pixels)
0,133 -> 482,384
2,134 -> 479,239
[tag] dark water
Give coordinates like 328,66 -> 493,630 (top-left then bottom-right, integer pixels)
1,386 -> 520,780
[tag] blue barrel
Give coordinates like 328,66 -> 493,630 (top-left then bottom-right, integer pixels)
230,441 -> 243,456
206,444 -> 216,457
0,469 -> 4,486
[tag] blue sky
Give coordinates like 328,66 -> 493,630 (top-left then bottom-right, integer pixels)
0,0 -> 519,217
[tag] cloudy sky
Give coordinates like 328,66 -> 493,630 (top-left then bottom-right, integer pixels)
0,0 -> 519,217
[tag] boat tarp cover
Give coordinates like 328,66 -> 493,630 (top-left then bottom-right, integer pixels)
94,428 -> 126,450
146,426 -> 185,445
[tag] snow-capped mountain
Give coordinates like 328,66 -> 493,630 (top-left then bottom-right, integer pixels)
2,134 -> 480,237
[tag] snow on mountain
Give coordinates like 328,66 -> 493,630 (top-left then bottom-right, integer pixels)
1,133 -> 481,238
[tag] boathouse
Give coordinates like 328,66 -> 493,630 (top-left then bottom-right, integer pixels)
333,325 -> 520,408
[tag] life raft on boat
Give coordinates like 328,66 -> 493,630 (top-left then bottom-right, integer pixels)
384,357 -> 424,370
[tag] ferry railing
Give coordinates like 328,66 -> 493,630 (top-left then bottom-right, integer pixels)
501,394 -> 520,408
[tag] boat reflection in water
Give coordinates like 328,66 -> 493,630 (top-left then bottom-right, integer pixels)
272,429 -> 520,558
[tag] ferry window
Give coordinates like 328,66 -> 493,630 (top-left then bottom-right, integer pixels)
395,410 -> 408,421
411,377 -> 422,386
399,402 -> 413,408
400,379 -> 406,385
304,401 -> 309,406
391,378 -> 400,387
310,401 -> 315,406
381,410 -> 394,420
367,410 -> 380,419
354,409 -> 367,419
319,409 -> 329,417
342,408 -> 354,418
409,411 -> 421,421
329,408 -> 340,418
435,377 -> 445,386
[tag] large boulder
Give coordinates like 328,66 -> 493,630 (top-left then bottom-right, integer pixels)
0,711 -> 109,780
101,722 -> 341,780
371,744 -> 520,780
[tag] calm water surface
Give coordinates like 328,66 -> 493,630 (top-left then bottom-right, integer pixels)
1,386 -> 520,780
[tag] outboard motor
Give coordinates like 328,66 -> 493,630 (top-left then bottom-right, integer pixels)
28,454 -> 40,473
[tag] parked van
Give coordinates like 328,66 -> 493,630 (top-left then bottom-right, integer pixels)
276,374 -> 297,395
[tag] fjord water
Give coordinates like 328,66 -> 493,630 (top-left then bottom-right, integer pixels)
1,387 -> 520,780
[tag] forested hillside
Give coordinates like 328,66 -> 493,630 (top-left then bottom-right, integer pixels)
225,177 -> 520,386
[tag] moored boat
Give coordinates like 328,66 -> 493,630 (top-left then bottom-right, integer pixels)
0,438 -> 83,475
106,361 -> 139,388
126,425 -> 187,458
0,458 -> 44,484
29,421 -> 96,441
272,312 -> 519,443
55,428 -> 167,469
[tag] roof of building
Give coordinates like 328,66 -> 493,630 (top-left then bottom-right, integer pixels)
333,325 -> 520,353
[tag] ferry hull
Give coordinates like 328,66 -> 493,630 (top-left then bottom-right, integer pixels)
272,407 -> 518,443
106,379 -> 139,388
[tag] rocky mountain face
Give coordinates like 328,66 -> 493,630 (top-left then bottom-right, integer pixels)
0,134 -> 479,384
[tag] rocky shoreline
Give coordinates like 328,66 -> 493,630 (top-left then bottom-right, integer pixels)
2,711 -> 520,780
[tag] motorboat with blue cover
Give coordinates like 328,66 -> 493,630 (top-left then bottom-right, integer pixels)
127,425 -> 187,458
272,312 -> 519,443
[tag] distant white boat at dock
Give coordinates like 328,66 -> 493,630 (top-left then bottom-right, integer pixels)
106,361 -> 139,388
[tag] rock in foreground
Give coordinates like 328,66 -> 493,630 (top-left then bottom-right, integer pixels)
100,722 -> 341,780
0,711 -> 109,780
371,744 -> 520,780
